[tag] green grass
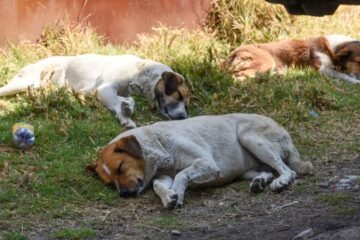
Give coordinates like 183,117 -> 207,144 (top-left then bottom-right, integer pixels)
52,227 -> 95,240
0,232 -> 27,240
317,193 -> 354,205
317,193 -> 358,216
149,215 -> 183,229
1,0 -> 360,237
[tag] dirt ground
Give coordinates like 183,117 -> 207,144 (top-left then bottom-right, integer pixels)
20,155 -> 359,240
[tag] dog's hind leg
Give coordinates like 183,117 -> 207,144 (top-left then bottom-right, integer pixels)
243,170 -> 274,193
97,85 -> 136,128
153,175 -> 178,209
286,146 -> 314,175
238,134 -> 296,192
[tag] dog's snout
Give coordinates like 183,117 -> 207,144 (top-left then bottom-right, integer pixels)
119,188 -> 130,197
119,179 -> 143,197
175,112 -> 186,120
137,178 -> 143,188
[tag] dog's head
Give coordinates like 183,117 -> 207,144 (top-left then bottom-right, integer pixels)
334,41 -> 360,77
86,135 -> 145,197
154,71 -> 189,120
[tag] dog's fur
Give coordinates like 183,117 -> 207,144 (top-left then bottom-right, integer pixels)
0,54 -> 190,127
223,35 -> 360,84
86,113 -> 314,209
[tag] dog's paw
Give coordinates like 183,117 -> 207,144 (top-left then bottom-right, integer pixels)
121,102 -> 133,117
250,178 -> 265,194
270,171 -> 296,192
160,189 -> 179,210
164,193 -> 179,210
120,119 -> 137,129
175,193 -> 184,208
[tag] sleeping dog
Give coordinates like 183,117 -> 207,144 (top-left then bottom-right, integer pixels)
223,35 -> 360,84
86,113 -> 314,209
0,54 -> 189,128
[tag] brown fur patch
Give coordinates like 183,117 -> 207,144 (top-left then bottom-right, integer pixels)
334,41 -> 360,74
155,72 -> 189,106
224,36 -> 355,79
86,135 -> 145,191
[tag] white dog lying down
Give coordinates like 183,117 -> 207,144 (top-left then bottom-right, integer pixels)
86,113 -> 314,209
0,54 -> 189,128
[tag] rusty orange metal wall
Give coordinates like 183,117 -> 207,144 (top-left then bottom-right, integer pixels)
0,0 -> 211,46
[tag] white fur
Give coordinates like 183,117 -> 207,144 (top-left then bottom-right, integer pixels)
102,164 -> 111,177
315,52 -> 333,70
110,113 -> 313,208
0,54 -> 181,128
153,175 -> 178,208
325,35 -> 356,51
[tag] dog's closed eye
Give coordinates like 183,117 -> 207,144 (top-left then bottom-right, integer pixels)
116,162 -> 124,176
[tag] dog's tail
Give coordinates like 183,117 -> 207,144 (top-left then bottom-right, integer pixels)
0,79 -> 34,96
0,77 -> 38,97
0,63 -> 43,97
287,146 -> 314,175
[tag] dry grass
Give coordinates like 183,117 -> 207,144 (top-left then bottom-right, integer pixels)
206,0 -> 360,48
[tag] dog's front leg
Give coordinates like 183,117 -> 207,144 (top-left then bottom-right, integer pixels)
153,175 -> 178,209
171,158 -> 220,207
320,68 -> 360,84
97,86 -> 136,128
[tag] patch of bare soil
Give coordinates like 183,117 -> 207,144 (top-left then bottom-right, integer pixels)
21,156 -> 360,240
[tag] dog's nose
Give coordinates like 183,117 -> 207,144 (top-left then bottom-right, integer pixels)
171,112 -> 186,120
137,178 -> 143,188
119,188 -> 130,197
177,113 -> 186,120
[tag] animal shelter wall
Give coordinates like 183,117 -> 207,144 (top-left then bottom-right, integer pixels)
0,0 -> 211,46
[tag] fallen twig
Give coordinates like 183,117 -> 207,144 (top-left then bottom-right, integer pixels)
101,210 -> 111,222
137,223 -> 165,232
266,201 -> 299,214
0,144 -> 18,152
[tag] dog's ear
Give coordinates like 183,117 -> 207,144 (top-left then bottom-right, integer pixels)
162,71 -> 183,95
85,162 -> 98,173
334,46 -> 352,69
335,46 -> 351,59
114,135 -> 143,159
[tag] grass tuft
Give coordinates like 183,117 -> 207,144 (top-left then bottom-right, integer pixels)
149,215 -> 183,230
52,227 -> 95,240
0,232 -> 27,240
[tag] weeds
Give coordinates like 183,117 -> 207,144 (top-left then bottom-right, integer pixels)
149,215 -> 183,229
0,232 -> 27,240
317,193 -> 359,216
206,0 -> 292,45
52,227 -> 95,240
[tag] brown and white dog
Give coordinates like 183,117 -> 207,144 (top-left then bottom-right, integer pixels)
86,113 -> 313,209
223,35 -> 360,84
0,54 -> 189,128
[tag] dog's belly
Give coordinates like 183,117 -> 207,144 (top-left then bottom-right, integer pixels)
189,150 -> 259,188
64,54 -> 142,93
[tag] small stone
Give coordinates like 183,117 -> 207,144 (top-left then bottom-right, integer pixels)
308,111 -> 320,118
292,228 -> 314,239
170,230 -> 181,236
335,175 -> 359,192
316,181 -> 330,189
